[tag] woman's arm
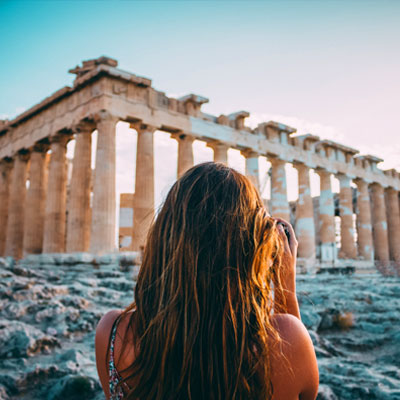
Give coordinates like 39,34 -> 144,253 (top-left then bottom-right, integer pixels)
271,313 -> 319,400
271,220 -> 319,399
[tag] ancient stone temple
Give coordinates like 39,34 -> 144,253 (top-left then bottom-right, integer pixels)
1,56 -> 399,271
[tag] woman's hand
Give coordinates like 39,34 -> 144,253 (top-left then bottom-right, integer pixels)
276,218 -> 298,284
274,218 -> 301,320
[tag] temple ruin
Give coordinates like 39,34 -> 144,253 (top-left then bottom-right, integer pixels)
1,56 -> 399,271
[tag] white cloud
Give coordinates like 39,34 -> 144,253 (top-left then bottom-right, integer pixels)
357,143 -> 400,171
0,107 -> 27,121
247,112 -> 346,142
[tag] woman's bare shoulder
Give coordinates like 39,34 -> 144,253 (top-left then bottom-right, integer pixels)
96,310 -> 123,336
270,314 -> 319,400
272,313 -> 309,341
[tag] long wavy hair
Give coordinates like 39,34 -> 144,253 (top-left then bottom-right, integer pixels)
120,161 -> 288,399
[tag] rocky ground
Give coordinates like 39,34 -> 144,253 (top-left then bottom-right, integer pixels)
0,254 -> 399,400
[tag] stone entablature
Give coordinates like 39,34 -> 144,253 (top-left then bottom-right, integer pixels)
1,56 -> 399,270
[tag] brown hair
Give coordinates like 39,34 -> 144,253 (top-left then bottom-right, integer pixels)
120,162 -> 287,399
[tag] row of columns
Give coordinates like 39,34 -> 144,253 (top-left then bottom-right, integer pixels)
0,113 -> 119,259
119,129 -> 400,262
1,119 -> 399,264
164,136 -> 400,264
266,160 -> 400,264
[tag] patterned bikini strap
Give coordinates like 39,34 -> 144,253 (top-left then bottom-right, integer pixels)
109,315 -> 125,399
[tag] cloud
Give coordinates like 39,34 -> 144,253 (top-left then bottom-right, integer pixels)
247,113 -> 399,170
247,112 -> 346,142
0,107 -> 28,121
357,143 -> 400,171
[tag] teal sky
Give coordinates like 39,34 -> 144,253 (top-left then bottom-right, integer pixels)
1,0 -> 400,209
1,1 -> 399,151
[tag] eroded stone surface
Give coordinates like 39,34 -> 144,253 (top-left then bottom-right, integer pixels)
0,257 -> 399,399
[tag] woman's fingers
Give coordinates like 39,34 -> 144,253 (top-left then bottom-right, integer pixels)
275,218 -> 298,255
277,223 -> 291,254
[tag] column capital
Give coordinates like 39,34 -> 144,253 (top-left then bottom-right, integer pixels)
206,140 -> 229,151
170,132 -> 195,143
14,149 -> 31,162
32,141 -> 50,153
268,156 -> 285,167
94,110 -> 118,124
336,173 -> 352,186
293,161 -> 310,172
385,186 -> 398,195
240,149 -> 258,158
354,178 -> 371,191
49,132 -> 73,147
130,122 -> 157,134
74,120 -> 96,134
314,167 -> 330,177
0,157 -> 13,172
370,181 -> 384,191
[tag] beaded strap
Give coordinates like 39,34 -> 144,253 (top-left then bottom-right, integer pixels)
109,319 -> 125,399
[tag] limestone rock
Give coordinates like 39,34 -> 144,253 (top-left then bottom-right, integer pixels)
47,375 -> 101,400
0,320 -> 60,358
0,257 -> 399,399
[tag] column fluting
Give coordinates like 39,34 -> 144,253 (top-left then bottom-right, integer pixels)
0,159 -> 13,256
66,124 -> 93,252
294,163 -> 315,259
269,157 -> 290,221
385,187 -> 400,262
43,134 -> 71,253
5,151 -> 30,259
23,143 -> 49,255
337,174 -> 357,259
241,150 -> 259,190
132,124 -> 155,251
354,179 -> 374,261
316,169 -> 336,261
173,134 -> 194,178
370,182 -> 390,262
90,112 -> 118,254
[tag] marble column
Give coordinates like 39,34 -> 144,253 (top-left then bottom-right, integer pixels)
5,150 -> 30,259
90,112 -> 118,254
269,157 -> 290,221
385,187 -> 400,262
241,150 -> 259,189
173,134 -> 194,178
0,159 -> 13,256
370,183 -> 390,263
66,124 -> 93,252
43,134 -> 71,253
294,163 -> 315,259
316,170 -> 336,261
207,141 -> 229,164
132,124 -> 155,251
337,174 -> 357,259
354,179 -> 374,261
23,143 -> 49,255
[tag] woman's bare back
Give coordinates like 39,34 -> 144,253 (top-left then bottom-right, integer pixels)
95,310 -> 318,400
